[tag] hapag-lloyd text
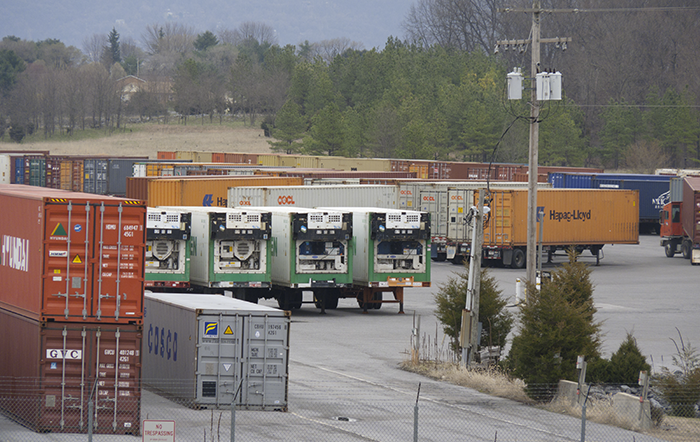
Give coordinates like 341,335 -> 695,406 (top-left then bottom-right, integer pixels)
550,209 -> 591,222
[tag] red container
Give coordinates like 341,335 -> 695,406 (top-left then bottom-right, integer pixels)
0,184 -> 146,323
157,151 -> 176,160
0,309 -> 141,434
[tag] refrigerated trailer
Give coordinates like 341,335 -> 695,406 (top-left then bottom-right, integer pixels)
142,293 -> 289,410
319,207 -> 431,313
156,207 -> 272,293
145,208 -> 192,288
236,207 -> 354,310
446,188 -> 639,268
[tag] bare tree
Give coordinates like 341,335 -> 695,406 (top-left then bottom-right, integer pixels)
217,28 -> 242,46
142,22 -> 196,54
83,34 -> 106,63
402,0 -> 506,52
309,38 -> 365,64
237,21 -> 278,45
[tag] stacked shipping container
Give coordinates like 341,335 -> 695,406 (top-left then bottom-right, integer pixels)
0,184 -> 147,434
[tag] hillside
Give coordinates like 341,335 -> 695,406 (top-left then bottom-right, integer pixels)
1,124 -> 274,159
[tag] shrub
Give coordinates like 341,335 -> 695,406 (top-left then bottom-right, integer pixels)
654,330 -> 700,417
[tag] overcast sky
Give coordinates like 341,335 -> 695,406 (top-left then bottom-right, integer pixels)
2,0 -> 412,51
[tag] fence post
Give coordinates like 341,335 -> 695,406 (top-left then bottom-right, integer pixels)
580,385 -> 591,442
231,379 -> 244,442
87,396 -> 93,442
414,383 -> 421,442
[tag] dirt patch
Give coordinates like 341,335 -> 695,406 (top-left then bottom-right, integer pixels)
2,124 -> 273,159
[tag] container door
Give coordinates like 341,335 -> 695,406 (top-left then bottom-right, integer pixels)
40,324 -> 141,434
483,190 -> 514,246
447,189 -> 472,241
93,201 -> 145,322
196,313 -> 244,406
420,190 -> 447,238
242,314 -> 289,410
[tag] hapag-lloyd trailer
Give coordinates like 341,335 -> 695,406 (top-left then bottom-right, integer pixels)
0,184 -> 146,323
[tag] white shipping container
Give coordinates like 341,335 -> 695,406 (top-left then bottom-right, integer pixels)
0,155 -> 10,184
228,185 -> 398,209
143,293 -> 289,410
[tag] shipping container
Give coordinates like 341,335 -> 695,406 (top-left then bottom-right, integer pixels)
157,151 -> 177,160
175,151 -> 213,163
0,184 -> 146,323
682,177 -> 700,263
228,185 -> 398,209
256,153 -> 281,167
0,309 -> 141,434
316,157 -> 392,172
45,156 -> 63,189
107,158 -> 150,196
670,177 -> 684,202
83,158 -> 109,194
145,208 -> 192,288
26,156 -> 47,187
456,189 -> 640,268
0,154 -> 10,184
126,176 -> 304,207
156,206 -> 272,289
142,293 -> 289,410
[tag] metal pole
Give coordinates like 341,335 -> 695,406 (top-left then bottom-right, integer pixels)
413,383 -> 421,442
526,0 -> 541,288
87,395 -> 93,442
468,192 -> 485,364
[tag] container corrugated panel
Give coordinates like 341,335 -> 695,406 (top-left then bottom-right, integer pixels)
127,176 -> 304,207
83,158 -> 109,194
157,151 -> 177,160
27,157 -> 46,187
0,154 -> 10,184
229,185 -> 398,209
682,176 -> 700,244
592,178 -> 671,222
594,173 -> 671,182
256,153 -> 280,167
107,159 -> 142,196
45,157 -> 63,189
11,155 -> 24,183
212,152 -> 227,163
0,309 -> 142,434
0,184 -> 146,323
143,293 -> 289,410
670,177 -> 683,202
479,189 -> 639,247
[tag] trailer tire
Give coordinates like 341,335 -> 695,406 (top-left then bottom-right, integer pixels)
682,241 -> 692,259
512,248 -> 526,269
434,253 -> 447,262
313,291 -> 339,310
665,243 -> 676,258
451,255 -> 466,265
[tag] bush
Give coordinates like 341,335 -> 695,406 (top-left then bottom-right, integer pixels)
507,249 -> 602,400
587,332 -> 651,384
654,330 -> 700,417
9,125 -> 25,143
433,263 -> 512,356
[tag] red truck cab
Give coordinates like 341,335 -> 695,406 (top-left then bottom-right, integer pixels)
660,202 -> 688,257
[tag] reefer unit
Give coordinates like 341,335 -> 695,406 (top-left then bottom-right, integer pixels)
142,293 -> 289,410
247,207 -> 354,290
145,208 -> 192,288
0,309 -> 142,434
458,189 -> 639,268
228,185 -> 398,209
158,206 -> 272,289
319,207 -> 431,288
0,184 -> 146,323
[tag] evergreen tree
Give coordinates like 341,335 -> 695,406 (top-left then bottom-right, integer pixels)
507,249 -> 602,400
269,100 -> 306,154
434,265 -> 513,355
306,102 -> 343,155
194,31 -> 219,52
107,28 -> 121,66
608,333 -> 651,384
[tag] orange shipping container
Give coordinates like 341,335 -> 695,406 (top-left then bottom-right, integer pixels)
0,184 -> 146,323
157,151 -> 177,160
479,189 -> 639,248
125,176 -> 304,207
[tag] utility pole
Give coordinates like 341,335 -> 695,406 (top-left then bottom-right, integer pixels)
498,1 -> 571,288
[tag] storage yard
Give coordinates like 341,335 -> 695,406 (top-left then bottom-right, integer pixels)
1,148 -> 698,437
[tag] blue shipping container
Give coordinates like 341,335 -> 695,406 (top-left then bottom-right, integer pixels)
548,172 -> 593,189
591,178 -> 671,222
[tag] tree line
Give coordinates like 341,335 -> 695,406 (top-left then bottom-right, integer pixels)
1,2 -> 698,170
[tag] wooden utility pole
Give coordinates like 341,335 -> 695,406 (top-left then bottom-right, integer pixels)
498,2 -> 571,288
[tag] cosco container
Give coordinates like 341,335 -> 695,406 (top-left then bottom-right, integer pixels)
0,309 -> 141,434
145,208 -> 192,288
228,185 -> 398,209
126,176 -> 304,207
157,206 -> 273,289
0,184 -> 146,323
143,293 -> 289,410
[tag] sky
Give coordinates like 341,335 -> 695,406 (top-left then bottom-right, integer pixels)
2,0 -> 414,51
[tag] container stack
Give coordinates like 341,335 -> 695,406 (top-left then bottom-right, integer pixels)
0,184 -> 147,435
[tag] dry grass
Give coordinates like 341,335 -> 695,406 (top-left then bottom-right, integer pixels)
1,122 -> 273,159
400,360 -> 533,404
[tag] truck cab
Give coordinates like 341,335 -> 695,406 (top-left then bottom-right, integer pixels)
659,202 -> 685,257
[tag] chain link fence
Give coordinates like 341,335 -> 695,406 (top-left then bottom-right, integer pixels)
1,378 -> 698,441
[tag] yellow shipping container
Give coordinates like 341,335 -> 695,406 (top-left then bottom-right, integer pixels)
175,151 -> 213,163
257,153 -> 281,167
479,189 -> 639,247
127,176 -> 304,207
316,157 -> 392,172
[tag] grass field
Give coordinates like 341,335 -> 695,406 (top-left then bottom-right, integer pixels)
0,120 -> 274,159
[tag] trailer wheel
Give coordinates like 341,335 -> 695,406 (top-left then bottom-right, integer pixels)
665,243 -> 676,258
434,253 -> 447,262
512,248 -> 526,269
682,241 -> 692,259
451,255 -> 466,265
278,291 -> 303,310
313,291 -> 339,310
